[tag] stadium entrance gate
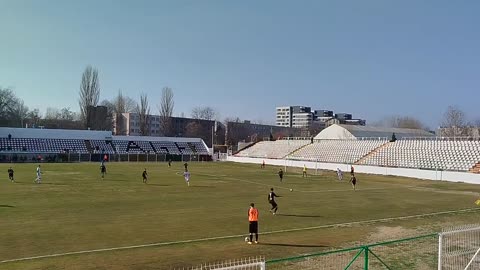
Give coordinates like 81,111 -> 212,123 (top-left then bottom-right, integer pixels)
438,224 -> 480,270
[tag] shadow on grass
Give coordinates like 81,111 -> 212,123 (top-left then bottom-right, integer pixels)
38,183 -> 68,186
276,214 -> 323,218
0,205 -> 15,208
146,184 -> 170,187
260,242 -> 329,248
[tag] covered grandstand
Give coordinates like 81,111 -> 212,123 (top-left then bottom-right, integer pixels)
0,128 -> 210,162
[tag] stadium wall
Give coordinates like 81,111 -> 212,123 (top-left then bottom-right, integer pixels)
226,156 -> 480,184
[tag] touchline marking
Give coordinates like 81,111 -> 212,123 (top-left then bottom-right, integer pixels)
2,207 -> 480,264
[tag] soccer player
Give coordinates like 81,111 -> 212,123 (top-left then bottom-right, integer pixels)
261,160 -> 265,169
8,167 -> 14,182
184,162 -> 188,171
142,168 -> 148,184
350,175 -> 357,191
337,168 -> 343,181
350,165 -> 355,176
247,203 -> 259,244
35,165 -> 42,184
100,163 -> 106,179
278,169 -> 284,182
268,188 -> 281,215
183,169 -> 190,186
168,159 -> 172,168
302,165 -> 307,178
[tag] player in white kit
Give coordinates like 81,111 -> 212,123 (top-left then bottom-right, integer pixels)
337,168 -> 343,181
35,165 -> 42,184
183,170 -> 190,186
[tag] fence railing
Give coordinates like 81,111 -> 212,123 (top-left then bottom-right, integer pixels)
266,233 -> 438,269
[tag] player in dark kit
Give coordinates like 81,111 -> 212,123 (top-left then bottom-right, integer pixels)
8,167 -> 14,182
168,159 -> 172,167
142,169 -> 148,184
184,162 -> 188,171
268,188 -> 281,215
350,175 -> 357,190
100,164 -> 106,179
278,169 -> 284,182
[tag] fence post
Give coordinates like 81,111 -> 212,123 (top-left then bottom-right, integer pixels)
364,246 -> 369,270
438,233 -> 442,270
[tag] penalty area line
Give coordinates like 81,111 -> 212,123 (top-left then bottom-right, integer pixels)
1,207 -> 480,264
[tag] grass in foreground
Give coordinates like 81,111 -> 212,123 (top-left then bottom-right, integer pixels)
1,162 -> 480,269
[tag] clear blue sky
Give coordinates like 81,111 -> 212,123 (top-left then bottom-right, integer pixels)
1,0 -> 479,128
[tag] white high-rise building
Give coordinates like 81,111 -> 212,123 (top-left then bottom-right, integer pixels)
276,106 -> 365,128
275,106 -> 292,127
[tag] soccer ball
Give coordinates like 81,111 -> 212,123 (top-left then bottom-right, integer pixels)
290,189 -> 293,192
244,237 -> 249,242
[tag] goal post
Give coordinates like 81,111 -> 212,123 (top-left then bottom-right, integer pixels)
438,224 -> 480,270
182,256 -> 266,270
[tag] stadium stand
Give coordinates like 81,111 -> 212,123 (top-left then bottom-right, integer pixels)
235,140 -> 310,159
0,138 -> 89,153
150,141 -> 182,155
0,128 -> 209,156
90,140 -> 115,154
289,139 -> 388,164
358,139 -> 480,172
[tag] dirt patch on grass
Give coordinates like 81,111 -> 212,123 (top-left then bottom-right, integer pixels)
410,186 -> 479,197
366,226 -> 418,243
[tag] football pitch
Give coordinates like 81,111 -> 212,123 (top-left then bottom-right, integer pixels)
2,161 -> 480,269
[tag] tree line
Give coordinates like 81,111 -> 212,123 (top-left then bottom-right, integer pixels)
1,65 -> 219,138
2,65 -> 479,139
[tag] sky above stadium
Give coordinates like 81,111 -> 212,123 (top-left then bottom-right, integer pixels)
1,1 -> 479,128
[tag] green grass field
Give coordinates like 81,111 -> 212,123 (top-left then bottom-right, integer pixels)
1,161 -> 480,269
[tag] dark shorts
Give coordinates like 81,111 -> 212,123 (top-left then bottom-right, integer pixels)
352,180 -> 357,185
249,221 -> 258,233
269,201 -> 277,208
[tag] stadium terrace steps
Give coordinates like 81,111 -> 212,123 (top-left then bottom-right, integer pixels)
470,162 -> 480,174
354,141 -> 391,165
288,139 -> 388,164
287,142 -> 314,159
234,140 -> 310,159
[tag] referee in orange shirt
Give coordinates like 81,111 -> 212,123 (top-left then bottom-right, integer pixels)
247,203 -> 259,244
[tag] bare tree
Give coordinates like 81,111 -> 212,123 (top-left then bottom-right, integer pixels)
0,87 -> 30,127
110,90 -> 137,134
191,106 -> 217,120
440,106 -> 468,137
26,109 -> 42,127
136,93 -> 151,136
60,107 -> 76,121
113,90 -> 137,114
11,99 -> 29,127
98,100 -> 114,131
375,116 -> 425,129
159,87 -> 174,136
45,107 -> 61,120
0,87 -> 16,125
78,65 -> 100,128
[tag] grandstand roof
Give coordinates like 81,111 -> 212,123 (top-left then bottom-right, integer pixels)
0,127 -> 112,140
314,124 -> 434,140
0,128 -> 208,144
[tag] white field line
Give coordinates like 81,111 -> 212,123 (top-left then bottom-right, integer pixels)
2,207 -> 480,264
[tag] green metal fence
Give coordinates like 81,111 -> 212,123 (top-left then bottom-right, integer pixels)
266,234 -> 438,269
